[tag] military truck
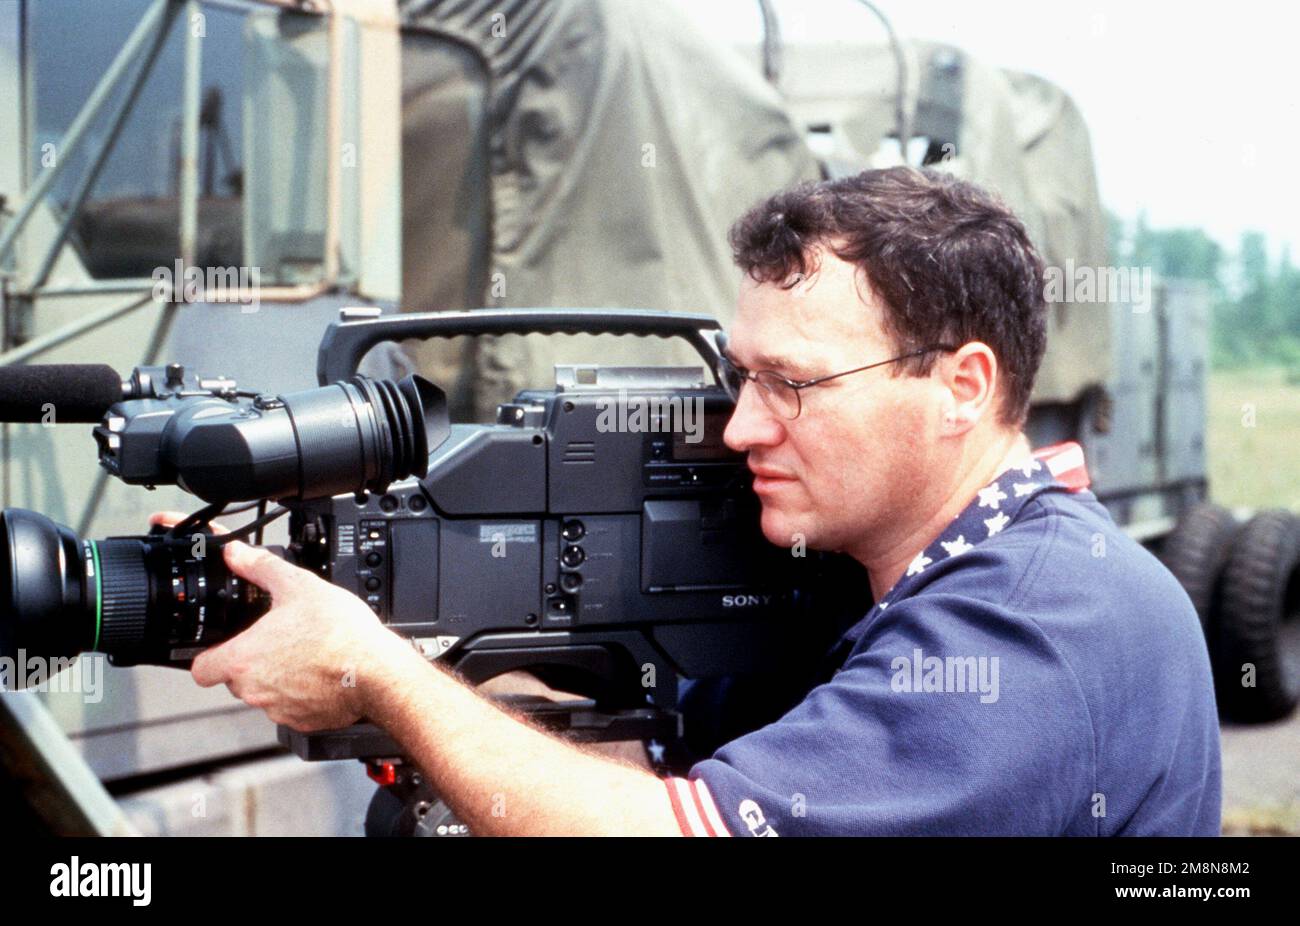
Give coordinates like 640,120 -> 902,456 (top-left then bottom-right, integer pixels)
1,0 -> 1294,835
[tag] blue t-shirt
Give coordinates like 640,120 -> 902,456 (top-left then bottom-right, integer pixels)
664,443 -> 1222,837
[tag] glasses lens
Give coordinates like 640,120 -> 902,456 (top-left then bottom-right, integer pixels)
718,357 -> 744,402
754,371 -> 800,419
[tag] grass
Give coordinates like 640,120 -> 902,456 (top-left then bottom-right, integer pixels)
1207,366 -> 1300,512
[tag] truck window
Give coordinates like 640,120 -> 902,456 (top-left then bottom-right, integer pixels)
25,0 -> 328,285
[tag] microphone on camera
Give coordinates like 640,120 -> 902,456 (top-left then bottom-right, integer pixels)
0,364 -> 126,423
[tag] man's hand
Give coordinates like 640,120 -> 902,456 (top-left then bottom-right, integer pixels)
148,510 -> 410,733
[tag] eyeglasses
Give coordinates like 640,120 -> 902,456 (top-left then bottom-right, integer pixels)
714,331 -> 959,420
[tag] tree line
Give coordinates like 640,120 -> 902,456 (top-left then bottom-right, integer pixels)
1107,212 -> 1300,373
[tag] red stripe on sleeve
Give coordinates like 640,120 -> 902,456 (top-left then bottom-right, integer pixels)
688,782 -> 719,836
664,778 -> 697,836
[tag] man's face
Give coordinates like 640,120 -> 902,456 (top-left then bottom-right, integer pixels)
722,252 -> 950,556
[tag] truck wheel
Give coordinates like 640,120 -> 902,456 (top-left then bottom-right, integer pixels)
1159,503 -> 1239,632
1212,510 -> 1300,723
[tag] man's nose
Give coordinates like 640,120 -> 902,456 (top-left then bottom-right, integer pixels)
723,382 -> 786,453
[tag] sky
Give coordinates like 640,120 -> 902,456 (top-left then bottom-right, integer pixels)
674,0 -> 1299,261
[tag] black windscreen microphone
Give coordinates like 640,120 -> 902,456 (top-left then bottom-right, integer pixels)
0,364 -> 126,423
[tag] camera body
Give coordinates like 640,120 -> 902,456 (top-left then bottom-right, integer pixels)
295,364 -> 855,715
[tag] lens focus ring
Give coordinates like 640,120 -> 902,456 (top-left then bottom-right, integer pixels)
95,539 -> 150,651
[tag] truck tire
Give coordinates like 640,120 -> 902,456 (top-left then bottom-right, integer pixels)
1211,510 -> 1300,723
1159,502 -> 1239,632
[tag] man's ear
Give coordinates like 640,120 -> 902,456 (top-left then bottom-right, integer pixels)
940,342 -> 998,432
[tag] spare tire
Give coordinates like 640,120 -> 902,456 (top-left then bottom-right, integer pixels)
1212,510 -> 1300,723
1159,502 -> 1239,632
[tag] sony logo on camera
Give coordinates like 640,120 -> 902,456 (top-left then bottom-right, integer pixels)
722,594 -> 774,608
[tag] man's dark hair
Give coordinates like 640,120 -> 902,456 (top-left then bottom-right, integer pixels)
728,166 -> 1047,427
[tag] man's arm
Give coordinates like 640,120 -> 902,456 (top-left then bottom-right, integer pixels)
185,536 -> 685,836
358,639 -> 683,836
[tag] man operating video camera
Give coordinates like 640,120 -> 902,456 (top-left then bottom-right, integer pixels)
160,166 -> 1221,836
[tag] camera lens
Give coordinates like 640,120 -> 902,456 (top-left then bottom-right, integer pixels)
0,509 -> 94,664
0,509 -> 275,671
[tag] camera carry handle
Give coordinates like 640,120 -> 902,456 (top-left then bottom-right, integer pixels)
316,307 -> 725,386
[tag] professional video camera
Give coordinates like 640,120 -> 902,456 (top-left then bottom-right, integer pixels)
0,309 -> 869,835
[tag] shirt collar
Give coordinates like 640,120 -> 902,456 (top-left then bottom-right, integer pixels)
878,440 -> 1092,608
